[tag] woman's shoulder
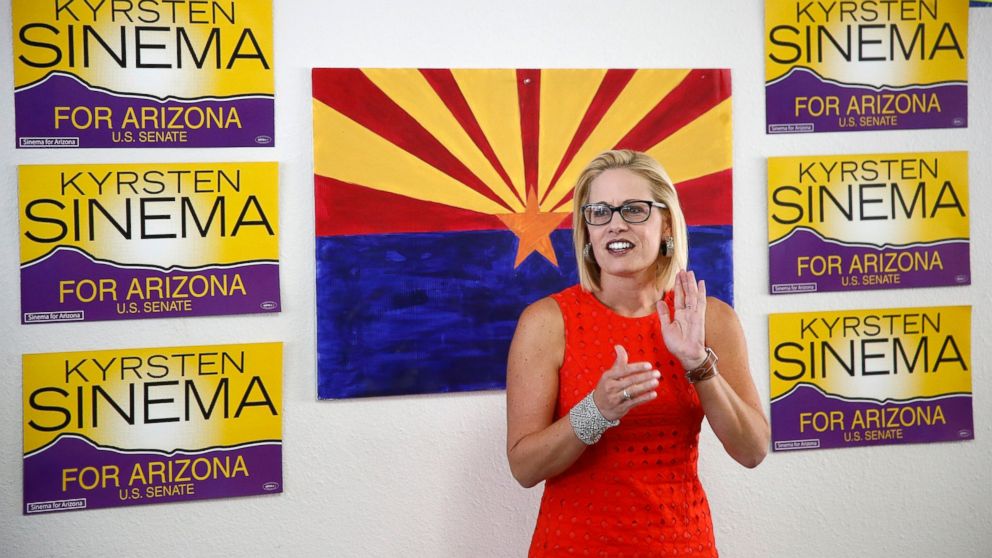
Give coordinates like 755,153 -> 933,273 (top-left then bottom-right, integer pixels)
547,283 -> 589,309
519,295 -> 564,329
517,284 -> 591,337
511,296 -> 566,366
704,296 -> 743,337
705,295 -> 733,314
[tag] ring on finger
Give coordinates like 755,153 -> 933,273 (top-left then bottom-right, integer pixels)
622,389 -> 632,401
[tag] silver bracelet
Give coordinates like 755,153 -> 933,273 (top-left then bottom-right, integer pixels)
568,391 -> 619,445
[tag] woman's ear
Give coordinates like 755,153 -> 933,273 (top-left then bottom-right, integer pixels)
662,210 -> 673,237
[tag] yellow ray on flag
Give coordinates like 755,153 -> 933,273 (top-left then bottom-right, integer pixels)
541,69 -> 690,211
645,98 -> 732,184
451,69 -> 526,199
313,99 -> 508,214
537,69 -> 607,203
362,68 -> 525,212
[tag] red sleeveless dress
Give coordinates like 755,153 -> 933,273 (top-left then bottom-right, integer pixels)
528,285 -> 717,557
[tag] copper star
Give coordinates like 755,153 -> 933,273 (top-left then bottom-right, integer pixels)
496,190 -> 571,268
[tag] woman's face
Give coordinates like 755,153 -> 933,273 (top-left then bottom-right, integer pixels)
586,168 -> 671,282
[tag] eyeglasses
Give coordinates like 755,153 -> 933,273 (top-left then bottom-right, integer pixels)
580,200 -> 667,226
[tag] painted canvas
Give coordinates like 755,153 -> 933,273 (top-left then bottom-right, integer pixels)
313,68 -> 733,398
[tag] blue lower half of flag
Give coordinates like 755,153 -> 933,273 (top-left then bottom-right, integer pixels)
316,226 -> 731,399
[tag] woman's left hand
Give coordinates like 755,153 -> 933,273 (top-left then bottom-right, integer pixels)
657,269 -> 708,370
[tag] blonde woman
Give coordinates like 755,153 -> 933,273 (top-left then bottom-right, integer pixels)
506,150 -> 768,557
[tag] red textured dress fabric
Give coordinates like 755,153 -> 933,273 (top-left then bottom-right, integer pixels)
529,285 -> 717,558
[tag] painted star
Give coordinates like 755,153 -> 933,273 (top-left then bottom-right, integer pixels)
496,190 -> 571,268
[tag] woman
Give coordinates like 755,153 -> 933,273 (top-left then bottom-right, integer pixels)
506,150 -> 769,557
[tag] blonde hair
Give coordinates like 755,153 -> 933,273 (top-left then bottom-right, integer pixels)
572,149 -> 688,293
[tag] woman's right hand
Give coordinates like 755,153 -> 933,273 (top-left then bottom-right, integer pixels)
592,345 -> 660,421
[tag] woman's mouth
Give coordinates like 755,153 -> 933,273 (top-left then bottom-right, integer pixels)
606,240 -> 634,255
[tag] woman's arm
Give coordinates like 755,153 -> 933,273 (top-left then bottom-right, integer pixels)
658,270 -> 769,468
695,297 -> 770,468
505,298 -> 586,488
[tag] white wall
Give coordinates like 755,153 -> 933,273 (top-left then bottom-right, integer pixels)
2,1 -> 990,556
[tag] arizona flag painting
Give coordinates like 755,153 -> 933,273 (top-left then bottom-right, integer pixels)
313,68 -> 733,399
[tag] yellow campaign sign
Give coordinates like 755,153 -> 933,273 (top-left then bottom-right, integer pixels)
23,342 -> 282,514
12,0 -> 274,148
765,0 -> 968,133
768,151 -> 970,293
19,162 -> 281,323
769,306 -> 973,451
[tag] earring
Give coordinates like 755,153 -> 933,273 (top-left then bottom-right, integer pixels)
660,236 -> 674,257
583,243 -> 594,262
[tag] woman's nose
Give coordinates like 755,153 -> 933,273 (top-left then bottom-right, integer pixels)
606,211 -> 629,232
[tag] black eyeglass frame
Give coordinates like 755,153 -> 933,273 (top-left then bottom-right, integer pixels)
580,200 -> 668,226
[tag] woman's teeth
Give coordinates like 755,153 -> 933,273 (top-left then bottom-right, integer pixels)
607,241 -> 633,252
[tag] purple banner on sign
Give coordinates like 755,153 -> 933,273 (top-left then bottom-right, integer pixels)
24,435 -> 282,514
769,229 -> 971,294
766,68 -> 967,134
15,73 -> 274,148
771,384 -> 974,451
20,247 -> 280,324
